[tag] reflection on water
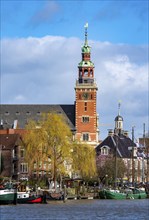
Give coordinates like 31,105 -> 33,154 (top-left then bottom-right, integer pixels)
0,199 -> 148,220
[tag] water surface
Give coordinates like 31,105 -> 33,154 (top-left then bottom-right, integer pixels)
0,199 -> 148,220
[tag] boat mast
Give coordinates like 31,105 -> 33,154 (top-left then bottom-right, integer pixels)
142,123 -> 146,183
114,135 -> 118,189
132,126 -> 135,186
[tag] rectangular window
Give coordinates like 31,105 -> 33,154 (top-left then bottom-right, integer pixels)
20,149 -> 24,158
82,116 -> 89,123
20,163 -> 28,173
12,164 -> 14,174
83,133 -> 89,141
84,102 -> 87,111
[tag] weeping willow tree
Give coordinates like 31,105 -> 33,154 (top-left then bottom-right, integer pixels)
23,113 -> 72,189
23,112 -> 98,188
72,141 -> 97,180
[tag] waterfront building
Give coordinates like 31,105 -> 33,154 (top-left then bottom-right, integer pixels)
96,103 -> 148,184
0,133 -> 28,180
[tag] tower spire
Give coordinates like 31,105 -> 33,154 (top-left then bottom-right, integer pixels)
84,22 -> 88,45
118,100 -> 121,116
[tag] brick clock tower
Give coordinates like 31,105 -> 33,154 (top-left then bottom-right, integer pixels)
75,23 -> 99,147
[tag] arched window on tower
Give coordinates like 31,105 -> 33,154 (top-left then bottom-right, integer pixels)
79,71 -> 82,77
84,69 -> 88,76
90,69 -> 93,77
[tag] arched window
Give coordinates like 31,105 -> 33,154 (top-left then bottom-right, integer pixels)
79,71 -> 82,77
90,69 -> 93,77
84,69 -> 88,76
101,146 -> 110,155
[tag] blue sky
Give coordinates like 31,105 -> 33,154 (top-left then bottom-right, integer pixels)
1,0 -> 148,44
1,0 -> 149,140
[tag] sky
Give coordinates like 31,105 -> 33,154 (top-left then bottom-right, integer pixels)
1,0 -> 149,141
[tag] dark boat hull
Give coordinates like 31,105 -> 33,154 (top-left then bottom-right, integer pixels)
44,191 -> 64,201
17,196 -> 42,204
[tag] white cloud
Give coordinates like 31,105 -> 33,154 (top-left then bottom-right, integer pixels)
15,95 -> 26,101
1,36 -> 148,139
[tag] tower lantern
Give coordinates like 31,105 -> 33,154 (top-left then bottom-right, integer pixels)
114,101 -> 123,135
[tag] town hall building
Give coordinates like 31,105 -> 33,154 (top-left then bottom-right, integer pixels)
1,24 -> 99,148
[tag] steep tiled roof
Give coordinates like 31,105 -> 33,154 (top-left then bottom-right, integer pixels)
0,134 -> 21,150
96,134 -> 136,158
1,104 -> 75,131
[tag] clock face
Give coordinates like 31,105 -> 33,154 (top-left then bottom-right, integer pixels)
82,93 -> 89,99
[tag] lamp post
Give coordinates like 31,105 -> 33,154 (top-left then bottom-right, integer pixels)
105,174 -> 108,188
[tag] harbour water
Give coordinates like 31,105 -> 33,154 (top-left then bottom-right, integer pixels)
0,199 -> 148,220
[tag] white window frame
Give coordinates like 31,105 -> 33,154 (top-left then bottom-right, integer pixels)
82,116 -> 89,123
101,146 -> 110,155
20,163 -> 28,173
82,133 -> 89,141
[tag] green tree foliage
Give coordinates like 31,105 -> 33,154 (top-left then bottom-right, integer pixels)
97,156 -> 127,183
72,142 -> 97,179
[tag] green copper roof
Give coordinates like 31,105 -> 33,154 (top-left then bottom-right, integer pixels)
82,45 -> 91,53
78,60 -> 94,67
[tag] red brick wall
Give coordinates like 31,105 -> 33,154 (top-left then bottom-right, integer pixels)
75,89 -> 97,142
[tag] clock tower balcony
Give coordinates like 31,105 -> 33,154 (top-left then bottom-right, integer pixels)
75,80 -> 98,90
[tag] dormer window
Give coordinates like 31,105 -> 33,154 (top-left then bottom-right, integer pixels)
101,146 -> 110,155
5,112 -> 9,116
26,111 -> 31,115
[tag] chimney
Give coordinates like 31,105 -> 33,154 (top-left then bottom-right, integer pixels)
124,130 -> 129,137
108,129 -> 114,136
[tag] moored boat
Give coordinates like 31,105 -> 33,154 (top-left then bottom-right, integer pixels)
126,187 -> 147,199
0,184 -> 17,205
99,189 -> 126,200
44,191 -> 64,201
99,188 -> 147,200
17,191 -> 43,204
